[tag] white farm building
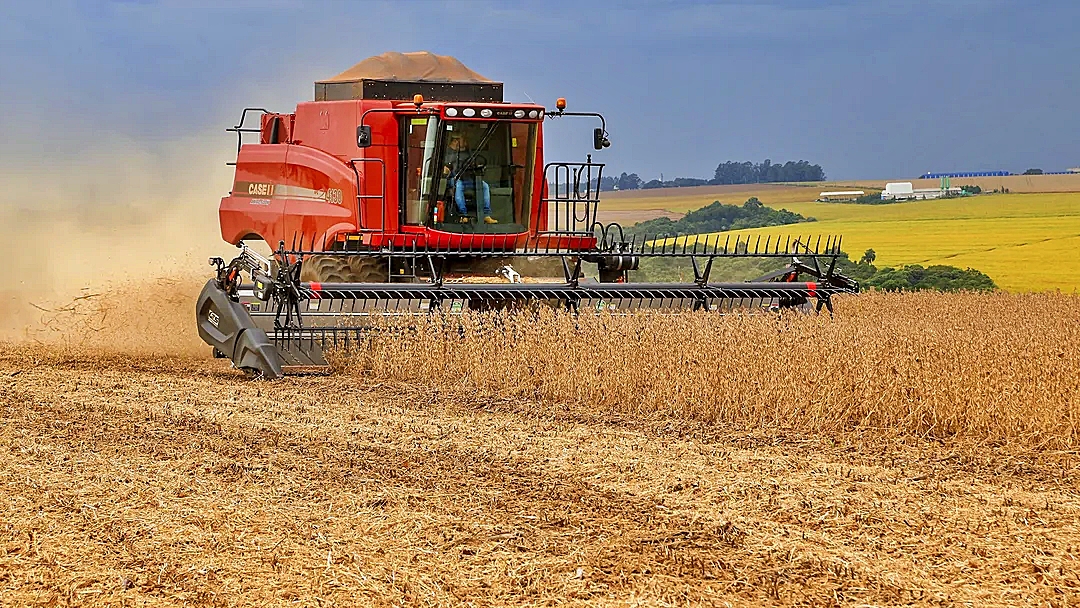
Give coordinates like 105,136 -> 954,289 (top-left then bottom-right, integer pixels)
881,182 -> 963,201
817,190 -> 865,202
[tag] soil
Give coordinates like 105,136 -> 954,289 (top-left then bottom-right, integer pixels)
2,346 -> 1077,606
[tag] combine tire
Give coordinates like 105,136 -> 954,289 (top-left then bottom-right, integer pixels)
299,255 -> 389,283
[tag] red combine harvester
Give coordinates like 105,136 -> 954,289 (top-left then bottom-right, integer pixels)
197,52 -> 857,378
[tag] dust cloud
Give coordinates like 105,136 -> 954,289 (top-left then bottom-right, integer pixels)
1,131 -> 240,356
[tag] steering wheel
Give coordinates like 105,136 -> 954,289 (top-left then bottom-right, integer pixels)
462,154 -> 487,173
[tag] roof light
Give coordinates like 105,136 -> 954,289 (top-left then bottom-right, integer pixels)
445,107 -> 458,117
480,108 -> 493,118
462,108 -> 476,117
527,110 -> 538,119
514,109 -> 526,119
556,97 -> 566,111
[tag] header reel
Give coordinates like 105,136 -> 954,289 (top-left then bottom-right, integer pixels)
196,229 -> 860,379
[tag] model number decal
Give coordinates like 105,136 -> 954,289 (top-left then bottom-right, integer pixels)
208,311 -> 220,327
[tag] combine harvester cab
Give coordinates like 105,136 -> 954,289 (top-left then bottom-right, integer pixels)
196,52 -> 859,379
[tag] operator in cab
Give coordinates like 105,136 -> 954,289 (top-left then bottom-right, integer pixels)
444,131 -> 498,224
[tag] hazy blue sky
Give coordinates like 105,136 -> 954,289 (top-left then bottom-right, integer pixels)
3,0 -> 1079,181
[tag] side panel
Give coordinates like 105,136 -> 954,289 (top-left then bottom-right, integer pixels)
361,108 -> 399,234
292,101 -> 363,161
220,144 -> 288,246
281,145 -> 359,250
291,99 -> 398,235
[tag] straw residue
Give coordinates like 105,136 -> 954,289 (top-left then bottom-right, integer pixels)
1,340 -> 1078,606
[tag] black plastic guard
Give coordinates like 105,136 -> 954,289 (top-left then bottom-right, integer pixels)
195,280 -> 284,379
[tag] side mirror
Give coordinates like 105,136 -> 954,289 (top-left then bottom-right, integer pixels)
356,125 -> 372,148
593,127 -> 610,150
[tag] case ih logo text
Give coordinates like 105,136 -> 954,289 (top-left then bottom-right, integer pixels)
248,183 -> 275,196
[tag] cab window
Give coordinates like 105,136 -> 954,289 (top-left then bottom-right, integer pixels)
401,116 -> 439,225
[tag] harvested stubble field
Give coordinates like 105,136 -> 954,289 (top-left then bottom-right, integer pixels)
2,289 -> 1080,606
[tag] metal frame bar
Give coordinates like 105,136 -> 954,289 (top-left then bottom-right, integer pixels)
348,157 -> 388,233
539,156 -> 604,236
225,107 -> 270,160
281,232 -> 844,259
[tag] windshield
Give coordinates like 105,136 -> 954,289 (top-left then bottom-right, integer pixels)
426,120 -> 538,234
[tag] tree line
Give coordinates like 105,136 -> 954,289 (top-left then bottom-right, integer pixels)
598,159 -> 826,192
627,197 -> 812,238
838,250 -> 996,291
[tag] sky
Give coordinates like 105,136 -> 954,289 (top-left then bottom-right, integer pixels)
3,0 -> 1079,184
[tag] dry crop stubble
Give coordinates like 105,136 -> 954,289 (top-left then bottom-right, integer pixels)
3,332 -> 1080,605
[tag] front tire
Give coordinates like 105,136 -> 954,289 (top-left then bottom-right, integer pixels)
299,255 -> 389,283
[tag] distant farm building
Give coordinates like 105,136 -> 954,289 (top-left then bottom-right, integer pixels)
920,171 -> 1011,179
882,182 -> 963,201
923,169 -> 1080,178
817,190 -> 864,202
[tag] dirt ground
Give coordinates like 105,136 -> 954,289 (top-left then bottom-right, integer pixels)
2,346 -> 1078,607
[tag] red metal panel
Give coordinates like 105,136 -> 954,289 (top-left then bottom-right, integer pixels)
281,144 -> 359,250
219,144 -> 288,245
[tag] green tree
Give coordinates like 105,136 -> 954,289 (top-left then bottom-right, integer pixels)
863,265 -> 995,292
860,248 -> 876,265
629,199 -> 812,238
616,172 -> 643,190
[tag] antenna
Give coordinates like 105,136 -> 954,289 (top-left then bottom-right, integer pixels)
522,91 -> 536,104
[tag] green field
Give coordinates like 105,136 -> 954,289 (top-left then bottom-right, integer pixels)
611,192 -> 1080,293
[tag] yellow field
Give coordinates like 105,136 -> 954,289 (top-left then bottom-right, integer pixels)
597,173 -> 1080,220
739,193 -> 1080,292
607,190 -> 1080,293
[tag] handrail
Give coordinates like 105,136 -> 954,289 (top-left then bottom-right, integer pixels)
225,107 -> 270,157
349,158 -> 388,233
539,158 -> 604,236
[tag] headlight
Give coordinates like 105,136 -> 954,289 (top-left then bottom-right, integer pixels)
462,108 -> 476,117
445,107 -> 458,117
514,109 -> 526,119
480,108 -> 493,118
527,110 -> 538,119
